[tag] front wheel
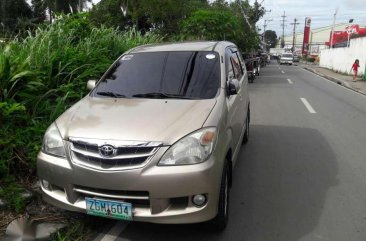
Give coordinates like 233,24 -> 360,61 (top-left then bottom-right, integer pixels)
210,162 -> 229,231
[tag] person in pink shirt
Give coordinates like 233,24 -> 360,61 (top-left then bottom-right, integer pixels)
351,59 -> 360,81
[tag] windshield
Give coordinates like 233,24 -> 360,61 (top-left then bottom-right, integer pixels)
282,54 -> 293,58
92,51 -> 220,99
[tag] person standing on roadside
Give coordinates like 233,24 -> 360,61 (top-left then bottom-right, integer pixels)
351,59 -> 360,81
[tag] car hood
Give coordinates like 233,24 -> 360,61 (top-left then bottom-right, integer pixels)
56,96 -> 217,145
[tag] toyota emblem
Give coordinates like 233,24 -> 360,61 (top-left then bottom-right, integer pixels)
99,145 -> 116,157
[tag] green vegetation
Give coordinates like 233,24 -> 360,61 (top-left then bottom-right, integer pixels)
0,14 -> 162,211
0,176 -> 26,213
52,219 -> 92,241
181,9 -> 242,41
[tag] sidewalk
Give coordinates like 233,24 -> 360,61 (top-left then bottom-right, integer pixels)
300,63 -> 366,95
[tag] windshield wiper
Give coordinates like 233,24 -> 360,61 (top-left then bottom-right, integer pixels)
132,92 -> 195,99
96,91 -> 127,98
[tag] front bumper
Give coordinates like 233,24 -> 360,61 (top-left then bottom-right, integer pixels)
37,147 -> 223,224
280,60 -> 293,64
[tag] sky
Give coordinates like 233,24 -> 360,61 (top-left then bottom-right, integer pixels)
254,0 -> 366,37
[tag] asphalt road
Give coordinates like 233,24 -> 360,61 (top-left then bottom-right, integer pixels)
92,61 -> 366,241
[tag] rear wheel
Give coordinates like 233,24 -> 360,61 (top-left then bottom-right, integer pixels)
211,162 -> 229,231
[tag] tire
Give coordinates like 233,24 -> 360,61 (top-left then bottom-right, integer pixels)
210,161 -> 230,231
242,114 -> 250,144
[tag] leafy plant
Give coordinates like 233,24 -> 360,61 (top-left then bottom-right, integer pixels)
0,14 -> 162,212
0,176 -> 26,212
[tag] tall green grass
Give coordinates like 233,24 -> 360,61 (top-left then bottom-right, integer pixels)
0,15 -> 162,211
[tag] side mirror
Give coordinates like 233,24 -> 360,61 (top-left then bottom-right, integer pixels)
87,80 -> 97,90
227,79 -> 239,96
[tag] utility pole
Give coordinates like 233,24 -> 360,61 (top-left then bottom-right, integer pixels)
290,18 -> 300,53
263,19 -> 273,42
330,7 -> 338,48
236,0 -> 253,30
280,11 -> 286,48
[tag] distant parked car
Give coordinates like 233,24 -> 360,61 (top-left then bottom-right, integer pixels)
279,53 -> 293,65
293,55 -> 300,62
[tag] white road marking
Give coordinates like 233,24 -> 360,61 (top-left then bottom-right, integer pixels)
99,222 -> 128,241
281,70 -> 285,74
287,78 -> 293,84
300,98 -> 317,114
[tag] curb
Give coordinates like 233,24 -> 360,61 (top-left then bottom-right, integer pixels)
302,66 -> 366,96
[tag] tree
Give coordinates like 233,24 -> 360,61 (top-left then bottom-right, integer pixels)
31,0 -> 46,22
181,9 -> 241,41
247,0 -> 265,24
228,0 -> 265,50
189,0 -> 265,51
264,30 -> 277,48
136,0 -> 209,35
0,0 -> 32,36
89,0 -> 209,34
89,0 -> 132,30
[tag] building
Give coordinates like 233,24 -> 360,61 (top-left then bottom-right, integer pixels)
278,23 -> 350,56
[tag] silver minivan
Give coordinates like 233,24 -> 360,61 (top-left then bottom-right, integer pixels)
279,52 -> 294,65
37,41 -> 250,230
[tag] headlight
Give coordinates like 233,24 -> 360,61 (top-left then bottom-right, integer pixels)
42,123 -> 66,158
159,127 -> 217,166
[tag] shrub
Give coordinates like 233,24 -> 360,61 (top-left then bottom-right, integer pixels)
0,14 -> 162,211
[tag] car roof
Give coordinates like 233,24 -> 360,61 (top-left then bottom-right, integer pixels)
129,41 -> 233,53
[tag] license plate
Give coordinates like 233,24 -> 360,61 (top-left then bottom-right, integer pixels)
85,197 -> 133,221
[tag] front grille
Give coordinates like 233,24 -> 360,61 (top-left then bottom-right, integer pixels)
74,152 -> 147,169
69,138 -> 162,171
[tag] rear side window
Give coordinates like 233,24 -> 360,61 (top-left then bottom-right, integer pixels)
93,51 -> 220,99
230,52 -> 243,80
236,52 -> 247,75
226,48 -> 243,80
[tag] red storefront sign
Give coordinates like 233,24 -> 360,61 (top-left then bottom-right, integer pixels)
302,18 -> 311,55
326,24 -> 366,47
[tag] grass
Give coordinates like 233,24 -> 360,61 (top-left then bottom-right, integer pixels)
53,220 -> 91,241
0,13 -> 162,213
